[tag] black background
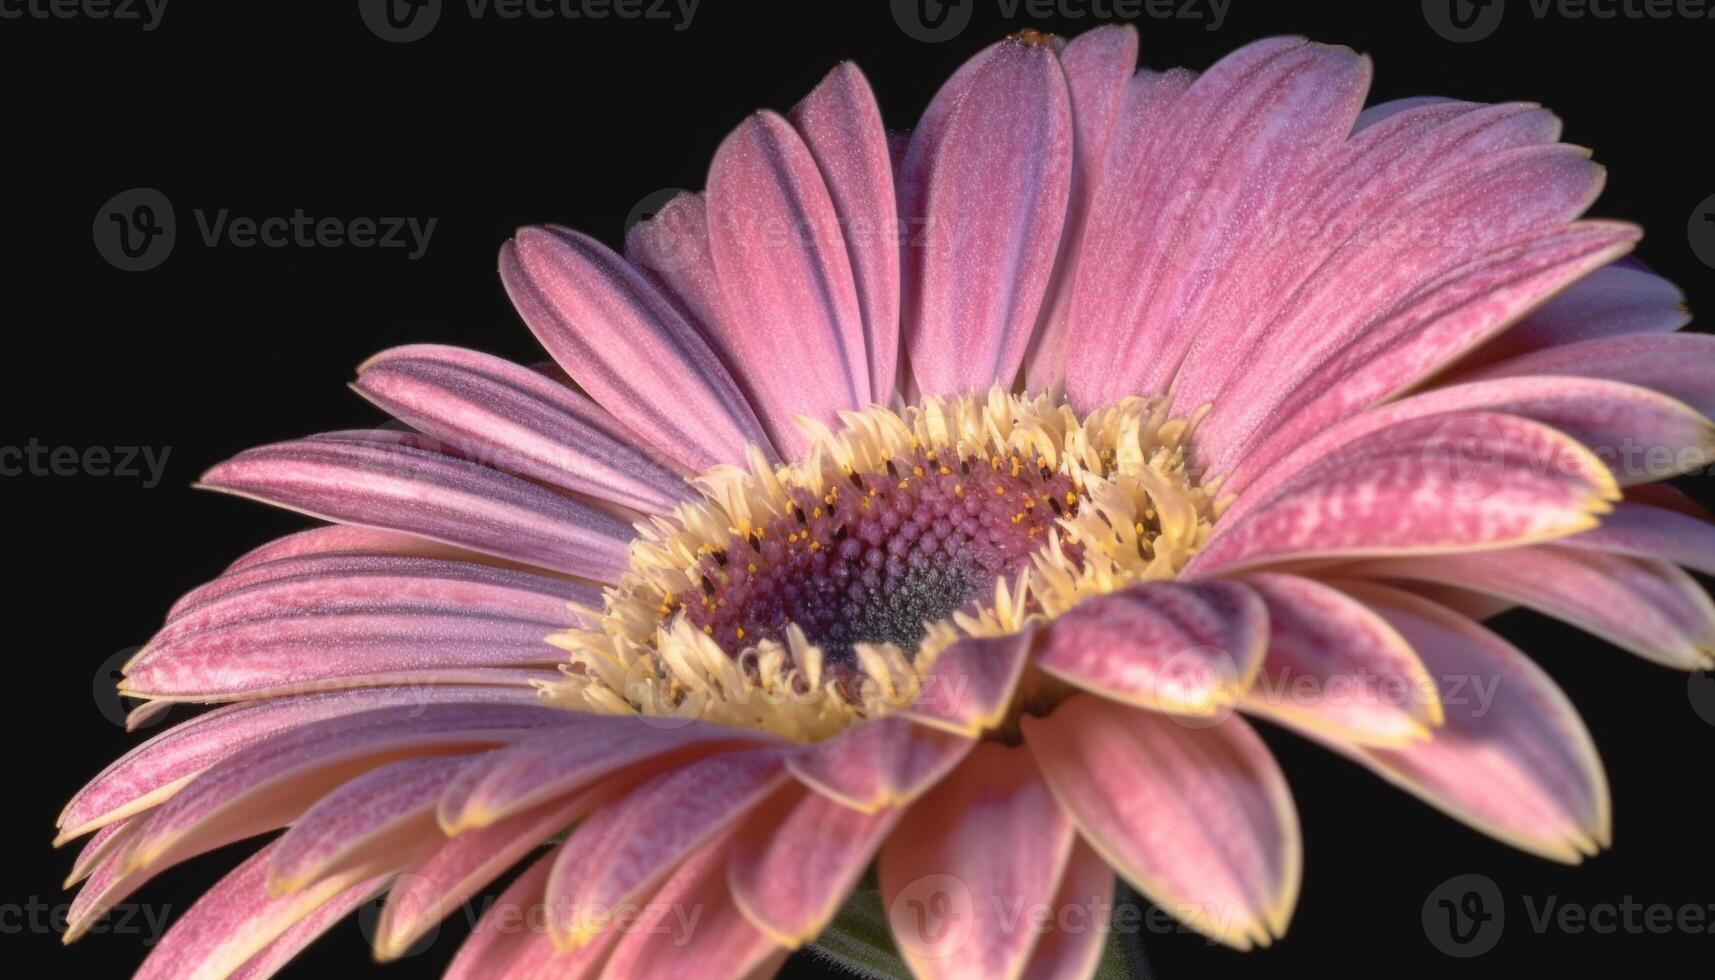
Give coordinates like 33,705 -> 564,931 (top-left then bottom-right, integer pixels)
5,1 -> 1714,977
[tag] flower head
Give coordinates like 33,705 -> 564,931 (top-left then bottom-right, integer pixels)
60,26 -> 1715,980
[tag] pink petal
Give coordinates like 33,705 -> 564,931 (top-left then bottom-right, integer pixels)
1024,24 -> 1138,393
64,818 -> 133,887
1209,221 -> 1639,479
1239,572 -> 1442,746
707,110 -> 869,454
134,843 -> 387,980
790,62 -> 901,402
438,717 -> 777,832
1188,412 -> 1618,576
268,755 -> 469,894
443,851 -> 618,980
728,785 -> 901,947
118,702 -> 566,883
1021,696 -> 1301,950
220,525 -> 492,575
374,791 -> 601,960
902,629 -> 1034,735
1324,582 -> 1611,861
1453,331 -> 1715,417
879,742 -> 1075,980
1460,260 -> 1689,365
1037,580 -> 1267,716
597,832 -> 781,980
784,714 -> 973,812
198,436 -> 635,580
1343,546 -> 1715,670
354,344 -> 692,512
1225,375 -> 1715,507
1561,500 -> 1715,576
1065,38 -> 1370,409
57,685 -> 543,844
545,749 -> 785,947
502,226 -> 773,469
228,870 -> 387,980
900,35 -> 1072,397
1018,839 -> 1114,980
126,556 -> 583,700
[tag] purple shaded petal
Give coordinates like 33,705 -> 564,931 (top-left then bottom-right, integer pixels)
1344,546 -> 1715,670
198,436 -> 635,580
544,749 -> 785,947
1019,838 -> 1114,980
502,226 -> 773,469
1562,500 -> 1715,576
1325,583 -> 1611,862
1461,260 -> 1689,366
901,629 -> 1033,735
790,62 -> 901,402
355,344 -> 692,512
1453,331 -> 1715,417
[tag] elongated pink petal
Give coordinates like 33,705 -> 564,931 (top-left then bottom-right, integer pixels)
1021,696 -> 1301,950
1454,331 -> 1715,417
1324,582 -> 1611,861
902,629 -> 1033,735
443,851 -> 612,980
57,685 -> 543,844
1225,375 -> 1715,507
1462,260 -> 1689,364
119,702 -> 566,881
1037,580 -> 1266,716
268,756 -> 469,893
354,344 -> 692,512
198,436 -> 635,580
1209,221 -> 1639,478
900,35 -> 1072,397
502,226 -> 773,469
1239,573 -> 1442,745
134,843 -> 387,980
1561,500 -> 1715,576
880,743 -> 1075,980
438,718 -> 777,833
1065,38 -> 1370,409
545,749 -> 785,947
790,61 -> 900,402
1344,546 -> 1715,670
374,791 -> 601,960
126,556 -> 582,700
228,871 -> 388,980
220,525 -> 491,575
1024,24 -> 1138,393
1019,839 -> 1114,980
784,714 -> 972,812
708,110 -> 868,454
64,818 -> 134,887
1188,412 -> 1618,576
598,832 -> 781,980
728,785 -> 901,946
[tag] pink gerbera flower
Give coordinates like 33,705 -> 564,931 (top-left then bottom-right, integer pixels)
58,26 -> 1715,980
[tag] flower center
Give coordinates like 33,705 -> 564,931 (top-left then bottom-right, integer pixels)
677,442 -> 1080,666
544,390 -> 1222,740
